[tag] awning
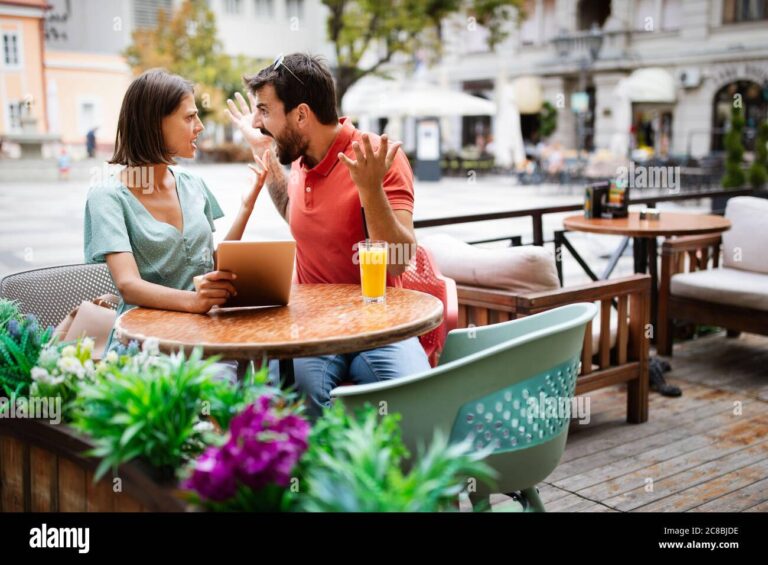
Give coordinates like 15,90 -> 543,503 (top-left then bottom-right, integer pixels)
342,78 -> 496,118
623,67 -> 677,103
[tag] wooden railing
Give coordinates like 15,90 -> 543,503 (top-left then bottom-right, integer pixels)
414,187 -> 756,247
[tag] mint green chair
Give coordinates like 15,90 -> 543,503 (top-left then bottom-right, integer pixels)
331,303 -> 597,511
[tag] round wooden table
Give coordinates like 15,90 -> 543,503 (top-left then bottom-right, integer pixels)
114,284 -> 443,384
562,211 -> 731,330
563,211 -> 731,238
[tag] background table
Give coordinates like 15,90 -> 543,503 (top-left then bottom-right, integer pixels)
114,284 -> 443,384
562,211 -> 731,330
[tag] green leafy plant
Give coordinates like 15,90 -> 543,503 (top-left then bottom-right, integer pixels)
70,347 -> 223,480
323,0 -> 525,105
748,120 -> 768,188
0,309 -> 53,398
290,403 -> 496,512
203,360 -> 302,431
722,104 -> 746,188
124,0 -> 265,122
539,100 -> 558,140
0,298 -> 22,329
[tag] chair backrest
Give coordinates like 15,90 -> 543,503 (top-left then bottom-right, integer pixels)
723,196 -> 768,275
401,245 -> 458,366
0,264 -> 118,329
332,302 -> 597,495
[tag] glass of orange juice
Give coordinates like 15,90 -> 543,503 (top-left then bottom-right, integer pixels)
358,240 -> 388,303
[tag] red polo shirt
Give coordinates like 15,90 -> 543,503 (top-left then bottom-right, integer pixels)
287,118 -> 415,286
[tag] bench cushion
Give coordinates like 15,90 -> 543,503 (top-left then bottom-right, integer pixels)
420,233 -> 560,293
723,196 -> 768,274
670,267 -> 768,311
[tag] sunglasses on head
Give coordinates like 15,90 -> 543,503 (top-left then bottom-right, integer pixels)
272,53 -> 305,86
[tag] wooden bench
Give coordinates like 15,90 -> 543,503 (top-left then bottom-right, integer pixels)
455,274 -> 651,423
658,235 -> 768,355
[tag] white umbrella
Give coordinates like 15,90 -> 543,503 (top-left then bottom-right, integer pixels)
343,79 -> 496,118
612,78 -> 633,157
494,83 -> 526,168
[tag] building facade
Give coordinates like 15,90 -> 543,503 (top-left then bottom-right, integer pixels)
429,0 -> 768,162
0,0 -> 49,138
42,0 -> 138,152
1,0 -> 333,157
213,0 -> 332,60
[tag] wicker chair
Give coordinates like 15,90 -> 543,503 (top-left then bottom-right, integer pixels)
402,246 -> 458,367
0,264 -> 118,329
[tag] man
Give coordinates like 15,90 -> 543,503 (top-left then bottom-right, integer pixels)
226,53 -> 429,418
86,127 -> 98,158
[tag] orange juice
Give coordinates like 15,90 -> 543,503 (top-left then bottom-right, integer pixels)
358,242 -> 388,303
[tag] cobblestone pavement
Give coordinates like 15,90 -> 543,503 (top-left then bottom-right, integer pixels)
0,163 -> 707,285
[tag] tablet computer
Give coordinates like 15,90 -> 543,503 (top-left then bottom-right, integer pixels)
215,241 -> 296,307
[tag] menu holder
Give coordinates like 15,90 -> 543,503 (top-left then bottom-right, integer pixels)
584,181 -> 609,219
601,179 -> 630,219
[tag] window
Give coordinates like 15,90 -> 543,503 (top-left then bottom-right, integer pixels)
3,32 -> 20,67
133,0 -> 173,29
542,0 -> 557,41
634,0 -> 656,31
465,23 -> 491,53
519,0 -> 538,46
77,99 -> 101,136
224,0 -> 242,14
723,0 -> 768,23
578,0 -> 611,30
662,0 -> 682,30
7,102 -> 22,131
254,0 -> 274,17
712,80 -> 767,151
286,0 -> 304,20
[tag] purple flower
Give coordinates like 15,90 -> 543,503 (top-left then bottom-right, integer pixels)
182,447 -> 238,501
184,396 -> 309,503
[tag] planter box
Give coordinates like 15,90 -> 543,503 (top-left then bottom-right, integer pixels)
0,420 -> 186,512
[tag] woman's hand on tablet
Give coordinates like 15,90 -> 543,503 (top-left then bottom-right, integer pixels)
187,271 -> 238,313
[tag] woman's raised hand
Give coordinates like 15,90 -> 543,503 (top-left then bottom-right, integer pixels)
242,154 -> 269,211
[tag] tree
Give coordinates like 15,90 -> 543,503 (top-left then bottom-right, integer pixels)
539,100 -> 557,139
124,0 -> 265,122
324,0 -> 525,106
721,104 -> 746,189
748,120 -> 768,188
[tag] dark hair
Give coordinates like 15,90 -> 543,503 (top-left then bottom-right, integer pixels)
244,53 -> 338,125
110,69 -> 195,166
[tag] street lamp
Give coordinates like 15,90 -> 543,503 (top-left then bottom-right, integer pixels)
551,25 -> 604,161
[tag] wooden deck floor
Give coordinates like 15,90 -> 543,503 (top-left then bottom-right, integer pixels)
493,332 -> 768,512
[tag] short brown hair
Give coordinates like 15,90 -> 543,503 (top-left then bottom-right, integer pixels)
110,69 -> 195,166
244,53 -> 338,125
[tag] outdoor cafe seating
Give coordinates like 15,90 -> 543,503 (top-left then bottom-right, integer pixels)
658,196 -> 768,355
421,233 -> 650,424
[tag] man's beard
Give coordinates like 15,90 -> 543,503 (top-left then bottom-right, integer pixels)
271,125 -> 308,165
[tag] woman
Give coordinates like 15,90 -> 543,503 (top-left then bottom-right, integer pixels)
84,69 -> 267,355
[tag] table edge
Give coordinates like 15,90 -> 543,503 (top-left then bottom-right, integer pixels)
563,214 -> 732,237
113,297 -> 444,361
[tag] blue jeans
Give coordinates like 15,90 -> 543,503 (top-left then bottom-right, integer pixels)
277,337 -> 430,419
